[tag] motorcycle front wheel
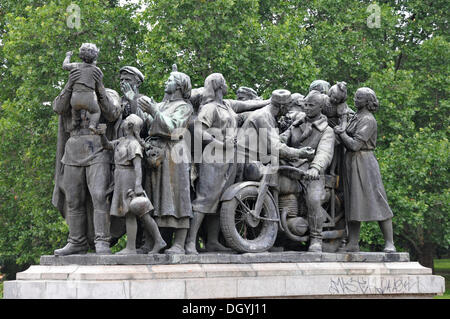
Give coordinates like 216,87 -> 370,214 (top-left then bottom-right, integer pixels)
220,185 -> 278,253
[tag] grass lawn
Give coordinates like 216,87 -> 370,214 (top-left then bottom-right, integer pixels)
434,259 -> 450,299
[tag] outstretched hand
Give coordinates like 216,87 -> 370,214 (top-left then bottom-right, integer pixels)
121,82 -> 136,101
138,95 -> 156,114
93,68 -> 104,84
291,112 -> 306,126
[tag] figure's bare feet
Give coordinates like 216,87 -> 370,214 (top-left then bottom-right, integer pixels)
206,242 -> 232,253
185,241 -> 199,255
165,245 -> 185,255
148,239 -> 167,254
116,248 -> 137,255
383,242 -> 396,253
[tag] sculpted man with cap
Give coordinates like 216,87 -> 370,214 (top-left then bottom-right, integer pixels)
279,90 -> 335,252
118,66 -> 152,134
237,89 -> 315,178
109,66 -> 156,251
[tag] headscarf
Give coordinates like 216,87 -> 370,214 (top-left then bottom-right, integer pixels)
171,71 -> 192,100
309,80 -> 330,95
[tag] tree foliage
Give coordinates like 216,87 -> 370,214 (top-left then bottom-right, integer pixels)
0,0 -> 145,277
0,0 -> 448,276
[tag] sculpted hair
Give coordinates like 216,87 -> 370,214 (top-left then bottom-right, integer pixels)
202,73 -> 227,104
124,114 -> 145,147
328,81 -> 347,103
305,90 -> 328,110
79,43 -> 99,64
357,87 -> 379,112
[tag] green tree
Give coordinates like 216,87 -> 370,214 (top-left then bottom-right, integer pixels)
0,0 -> 144,278
284,1 -> 449,268
138,0 -> 319,98
0,0 -> 448,278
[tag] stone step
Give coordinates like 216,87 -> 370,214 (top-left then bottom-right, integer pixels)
39,251 -> 410,266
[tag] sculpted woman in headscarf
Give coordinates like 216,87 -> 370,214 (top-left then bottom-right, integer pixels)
138,70 -> 194,254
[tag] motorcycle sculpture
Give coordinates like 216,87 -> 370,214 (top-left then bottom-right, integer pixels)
219,154 -> 345,253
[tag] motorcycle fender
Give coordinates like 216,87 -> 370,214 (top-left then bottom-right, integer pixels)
220,182 -> 261,202
220,182 -> 279,220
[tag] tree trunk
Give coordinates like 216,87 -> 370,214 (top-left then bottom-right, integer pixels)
418,242 -> 435,274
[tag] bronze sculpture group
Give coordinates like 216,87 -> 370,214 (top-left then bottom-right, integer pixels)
51,43 -> 396,257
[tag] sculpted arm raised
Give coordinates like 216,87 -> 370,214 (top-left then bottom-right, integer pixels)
53,69 -> 81,115
62,51 -> 78,71
336,118 -> 376,152
230,98 -> 271,113
93,69 -> 121,123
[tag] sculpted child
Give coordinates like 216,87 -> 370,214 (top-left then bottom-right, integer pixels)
62,43 -> 103,133
100,114 -> 166,254
324,81 -> 353,129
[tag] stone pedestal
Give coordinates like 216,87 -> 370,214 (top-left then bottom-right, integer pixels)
3,252 -> 445,299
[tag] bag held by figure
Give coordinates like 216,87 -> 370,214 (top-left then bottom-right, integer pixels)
127,189 -> 154,218
144,137 -> 166,168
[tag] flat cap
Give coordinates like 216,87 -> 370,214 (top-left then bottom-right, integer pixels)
271,89 -> 292,105
119,66 -> 145,83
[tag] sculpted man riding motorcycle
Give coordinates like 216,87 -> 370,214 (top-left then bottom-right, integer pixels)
279,89 -> 335,252
216,90 -> 315,253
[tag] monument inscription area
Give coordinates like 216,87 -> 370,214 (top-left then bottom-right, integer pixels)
328,276 -> 415,295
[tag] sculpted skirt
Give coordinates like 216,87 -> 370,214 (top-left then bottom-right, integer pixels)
110,166 -> 135,217
192,162 -> 238,214
343,150 -> 393,222
148,139 -> 193,228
